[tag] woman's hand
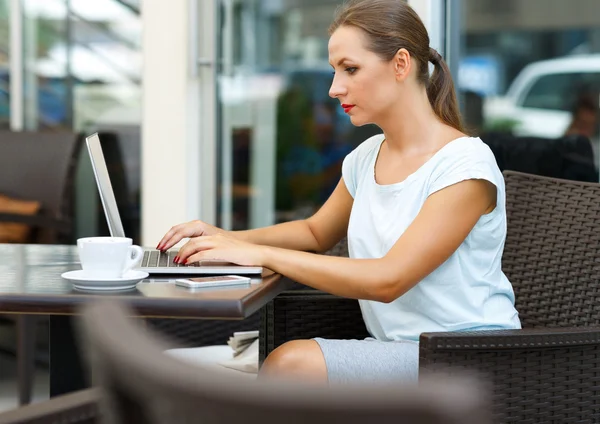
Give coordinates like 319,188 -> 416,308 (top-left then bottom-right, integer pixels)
156,220 -> 230,252
174,233 -> 266,267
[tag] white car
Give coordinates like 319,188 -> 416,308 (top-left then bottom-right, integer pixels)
483,54 -> 600,138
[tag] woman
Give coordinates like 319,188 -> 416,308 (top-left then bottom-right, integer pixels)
157,0 -> 521,384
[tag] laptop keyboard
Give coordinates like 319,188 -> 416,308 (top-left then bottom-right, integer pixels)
141,250 -> 200,268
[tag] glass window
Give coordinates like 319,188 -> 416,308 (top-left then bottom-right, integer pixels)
22,0 -> 69,130
458,0 -> 600,181
5,0 -> 143,241
216,0 -> 385,230
520,73 -> 600,111
0,0 -> 8,129
20,0 -> 141,131
0,0 -> 142,241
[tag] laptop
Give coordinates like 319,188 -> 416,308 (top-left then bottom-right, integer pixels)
85,132 -> 263,275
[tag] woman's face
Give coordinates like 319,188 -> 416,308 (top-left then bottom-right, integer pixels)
328,25 -> 400,127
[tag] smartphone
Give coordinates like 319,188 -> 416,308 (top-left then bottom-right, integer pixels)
175,275 -> 251,289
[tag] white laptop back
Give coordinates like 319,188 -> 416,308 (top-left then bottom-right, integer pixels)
85,133 -> 262,275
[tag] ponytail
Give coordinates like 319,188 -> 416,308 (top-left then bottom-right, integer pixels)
427,48 -> 464,133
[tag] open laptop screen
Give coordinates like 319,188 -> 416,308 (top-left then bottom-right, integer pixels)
85,133 -> 126,238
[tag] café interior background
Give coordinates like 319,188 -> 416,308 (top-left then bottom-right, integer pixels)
1,0 -> 599,245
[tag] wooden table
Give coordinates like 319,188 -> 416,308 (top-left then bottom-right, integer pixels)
0,244 -> 291,397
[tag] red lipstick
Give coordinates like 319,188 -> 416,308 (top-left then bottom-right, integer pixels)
342,104 -> 355,113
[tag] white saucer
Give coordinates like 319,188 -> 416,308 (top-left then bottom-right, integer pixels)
61,270 -> 149,291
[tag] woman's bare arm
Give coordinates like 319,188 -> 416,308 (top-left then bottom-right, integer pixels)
257,179 -> 496,302
233,179 -> 353,253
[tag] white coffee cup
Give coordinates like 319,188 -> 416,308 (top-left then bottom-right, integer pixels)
77,237 -> 143,279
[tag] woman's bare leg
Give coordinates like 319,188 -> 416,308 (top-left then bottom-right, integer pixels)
259,339 -> 328,383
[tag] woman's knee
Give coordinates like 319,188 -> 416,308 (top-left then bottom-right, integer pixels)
259,339 -> 327,382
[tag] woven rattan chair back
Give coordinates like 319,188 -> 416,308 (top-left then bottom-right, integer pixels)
503,171 -> 600,328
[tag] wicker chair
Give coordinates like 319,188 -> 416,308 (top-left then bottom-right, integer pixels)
260,170 -> 600,423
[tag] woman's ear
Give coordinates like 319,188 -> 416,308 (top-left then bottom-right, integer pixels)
393,48 -> 411,81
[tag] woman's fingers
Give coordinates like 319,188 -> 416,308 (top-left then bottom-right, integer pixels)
159,233 -> 186,252
157,222 -> 204,251
175,236 -> 219,263
156,229 -> 180,251
185,249 -> 227,265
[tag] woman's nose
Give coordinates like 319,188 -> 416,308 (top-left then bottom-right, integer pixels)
329,76 -> 346,98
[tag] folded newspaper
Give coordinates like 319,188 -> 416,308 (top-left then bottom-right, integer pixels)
219,339 -> 259,374
227,330 -> 259,356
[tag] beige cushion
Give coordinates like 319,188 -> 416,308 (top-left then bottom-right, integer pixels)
165,344 -> 258,379
0,193 -> 41,243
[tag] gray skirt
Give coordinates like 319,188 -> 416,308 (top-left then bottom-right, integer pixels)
313,337 -> 419,385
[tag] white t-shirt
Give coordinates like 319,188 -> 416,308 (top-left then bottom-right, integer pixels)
343,134 -> 521,342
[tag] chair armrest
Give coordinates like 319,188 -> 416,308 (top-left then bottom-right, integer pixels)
419,327 -> 600,423
0,212 -> 71,232
0,388 -> 100,424
260,290 -> 369,363
420,326 -> 600,357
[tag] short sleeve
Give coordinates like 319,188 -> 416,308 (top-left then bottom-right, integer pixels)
341,134 -> 384,198
427,146 -> 502,197
342,150 -> 358,198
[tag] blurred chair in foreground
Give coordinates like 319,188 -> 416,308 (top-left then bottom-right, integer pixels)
84,301 -> 492,424
0,130 -> 82,405
0,300 -> 493,424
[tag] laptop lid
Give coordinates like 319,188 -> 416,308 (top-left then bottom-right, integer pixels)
85,133 -> 126,238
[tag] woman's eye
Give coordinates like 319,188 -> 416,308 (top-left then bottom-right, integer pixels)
345,67 -> 357,74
